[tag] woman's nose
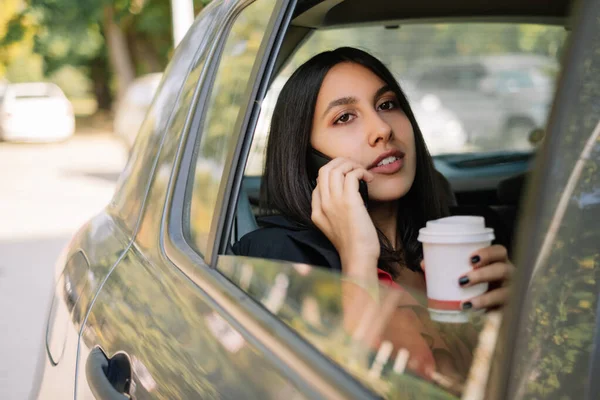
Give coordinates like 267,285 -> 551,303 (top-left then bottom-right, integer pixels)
366,111 -> 393,146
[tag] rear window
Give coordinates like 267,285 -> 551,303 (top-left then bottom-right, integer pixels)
245,23 -> 567,175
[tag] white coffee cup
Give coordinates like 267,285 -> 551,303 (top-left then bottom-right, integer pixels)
418,216 -> 495,323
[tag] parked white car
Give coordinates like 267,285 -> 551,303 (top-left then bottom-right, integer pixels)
411,95 -> 468,155
113,73 -> 163,149
0,82 -> 75,142
403,54 -> 558,150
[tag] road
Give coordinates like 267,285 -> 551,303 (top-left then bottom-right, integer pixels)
0,133 -> 127,400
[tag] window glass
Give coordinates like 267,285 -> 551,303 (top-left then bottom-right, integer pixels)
187,0 -> 277,255
245,23 -> 568,175
233,20 -> 575,399
218,256 -> 486,399
506,14 -> 600,398
111,0 -> 224,231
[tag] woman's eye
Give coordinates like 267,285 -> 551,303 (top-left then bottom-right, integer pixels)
378,100 -> 397,111
334,113 -> 354,124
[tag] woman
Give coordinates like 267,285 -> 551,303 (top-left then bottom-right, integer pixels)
233,47 -> 513,383
234,46 -> 512,308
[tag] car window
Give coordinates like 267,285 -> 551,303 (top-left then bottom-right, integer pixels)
110,1 -> 225,232
186,0 -> 278,256
244,23 -> 567,174
500,8 -> 600,399
217,256 -> 487,399
224,21 -> 521,397
231,20 -> 575,399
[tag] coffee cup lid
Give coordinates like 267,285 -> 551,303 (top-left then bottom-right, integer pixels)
418,216 -> 494,244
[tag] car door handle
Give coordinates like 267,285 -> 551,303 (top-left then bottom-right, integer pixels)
86,347 -> 132,400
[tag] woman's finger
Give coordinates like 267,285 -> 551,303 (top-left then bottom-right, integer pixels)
311,186 -> 329,230
318,158 -> 365,205
463,287 -> 510,310
327,161 -> 359,200
470,245 -> 508,268
343,168 -> 374,200
316,157 -> 346,203
458,262 -> 514,287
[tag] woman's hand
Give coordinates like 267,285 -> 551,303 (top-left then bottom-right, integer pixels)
311,157 -> 378,280
458,245 -> 514,310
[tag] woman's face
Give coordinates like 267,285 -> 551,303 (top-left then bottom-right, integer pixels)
310,62 -> 417,203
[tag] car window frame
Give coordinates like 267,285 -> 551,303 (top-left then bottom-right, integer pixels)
488,0 -> 600,398
162,0 -> 380,398
109,0 -> 227,235
180,0 -> 286,260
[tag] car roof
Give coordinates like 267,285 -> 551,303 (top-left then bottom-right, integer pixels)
293,0 -> 572,28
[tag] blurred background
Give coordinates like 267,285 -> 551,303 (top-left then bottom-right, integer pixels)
0,1 -> 204,399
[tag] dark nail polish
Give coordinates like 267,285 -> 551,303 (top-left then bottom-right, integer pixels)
471,255 -> 481,264
459,276 -> 470,286
462,302 -> 473,310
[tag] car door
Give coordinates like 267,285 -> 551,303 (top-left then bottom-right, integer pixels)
31,4 -> 220,399
487,0 -> 600,398
74,1 -> 306,399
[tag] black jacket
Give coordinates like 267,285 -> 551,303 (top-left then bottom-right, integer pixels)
232,215 -> 342,271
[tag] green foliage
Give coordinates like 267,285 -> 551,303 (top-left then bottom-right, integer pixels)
0,0 -> 211,106
282,23 -> 566,79
48,65 -> 92,97
509,17 -> 600,396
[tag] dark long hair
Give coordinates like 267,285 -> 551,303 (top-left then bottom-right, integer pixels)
261,47 -> 449,276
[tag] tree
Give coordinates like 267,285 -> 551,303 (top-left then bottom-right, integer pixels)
1,0 -> 210,110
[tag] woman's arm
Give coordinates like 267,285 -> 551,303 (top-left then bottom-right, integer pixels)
309,158 -> 448,380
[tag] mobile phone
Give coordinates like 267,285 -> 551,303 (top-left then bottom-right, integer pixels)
307,147 -> 369,208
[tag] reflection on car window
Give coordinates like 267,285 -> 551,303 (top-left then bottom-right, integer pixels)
507,16 -> 600,398
244,23 -> 567,175
218,256 -> 488,398
187,0 -> 276,255
111,0 -> 224,230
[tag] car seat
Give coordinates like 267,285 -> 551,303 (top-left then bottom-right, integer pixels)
233,180 -> 259,243
232,171 -> 517,252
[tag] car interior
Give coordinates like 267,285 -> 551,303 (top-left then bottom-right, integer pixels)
229,0 -> 572,257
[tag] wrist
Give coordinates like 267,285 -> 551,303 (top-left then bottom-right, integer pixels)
340,253 -> 379,283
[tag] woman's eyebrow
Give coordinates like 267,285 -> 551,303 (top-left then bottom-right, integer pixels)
374,85 -> 393,102
322,96 -> 357,119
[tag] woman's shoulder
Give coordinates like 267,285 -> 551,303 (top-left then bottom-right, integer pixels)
233,224 -> 295,252
232,215 -> 341,271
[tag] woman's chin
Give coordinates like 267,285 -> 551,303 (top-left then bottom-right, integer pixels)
368,174 -> 414,202
368,188 -> 410,203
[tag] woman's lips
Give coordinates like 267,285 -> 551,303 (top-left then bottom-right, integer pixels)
369,156 -> 404,174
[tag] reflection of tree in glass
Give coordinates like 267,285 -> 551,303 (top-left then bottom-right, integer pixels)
512,23 -> 600,398
190,0 -> 275,254
84,251 -> 300,399
217,257 -> 475,399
